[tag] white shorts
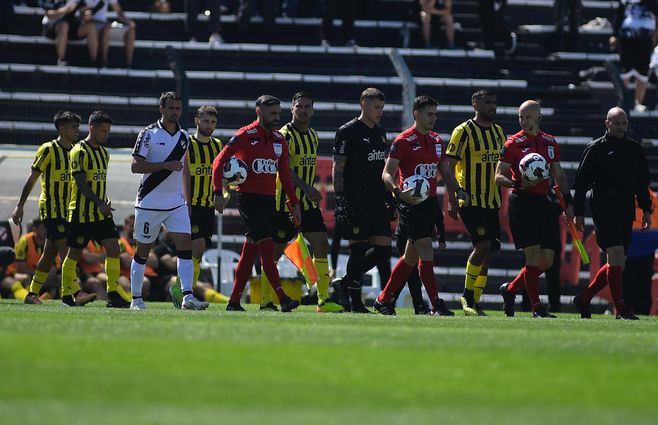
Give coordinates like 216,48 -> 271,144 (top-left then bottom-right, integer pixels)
134,205 -> 191,244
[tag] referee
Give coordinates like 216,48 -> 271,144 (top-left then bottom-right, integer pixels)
572,107 -> 651,320
261,92 -> 344,313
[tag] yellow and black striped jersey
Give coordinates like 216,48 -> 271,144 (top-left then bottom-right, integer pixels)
447,119 -> 506,209
31,139 -> 73,221
276,123 -> 319,211
68,140 -> 110,223
187,135 -> 223,207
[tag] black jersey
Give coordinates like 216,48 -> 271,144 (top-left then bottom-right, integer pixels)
574,132 -> 651,222
333,118 -> 388,206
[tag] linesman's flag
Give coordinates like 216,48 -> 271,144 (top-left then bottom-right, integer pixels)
283,200 -> 318,289
283,233 -> 318,289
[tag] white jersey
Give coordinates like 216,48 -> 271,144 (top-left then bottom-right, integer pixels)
132,120 -> 190,210
81,0 -> 117,22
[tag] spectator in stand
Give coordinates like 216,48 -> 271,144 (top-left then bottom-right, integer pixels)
237,0 -> 277,42
553,0 -> 581,51
622,190 -> 658,315
80,0 -> 136,67
184,0 -> 224,44
419,0 -> 455,49
609,0 -> 658,112
477,0 -> 516,55
321,0 -> 358,47
41,0 -> 98,66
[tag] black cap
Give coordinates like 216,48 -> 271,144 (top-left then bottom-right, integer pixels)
255,95 -> 280,108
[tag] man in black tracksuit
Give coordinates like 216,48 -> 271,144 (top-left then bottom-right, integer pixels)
572,107 -> 652,320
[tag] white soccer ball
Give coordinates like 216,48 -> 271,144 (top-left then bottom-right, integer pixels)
519,153 -> 549,182
223,157 -> 248,185
402,175 -> 431,202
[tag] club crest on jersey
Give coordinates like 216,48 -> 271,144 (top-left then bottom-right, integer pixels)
547,146 -> 555,159
435,144 -> 442,158
273,143 -> 283,158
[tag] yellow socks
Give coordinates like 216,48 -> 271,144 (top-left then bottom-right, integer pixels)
474,275 -> 487,303
464,260 -> 481,292
314,257 -> 330,304
204,288 -> 229,303
105,257 -> 120,292
61,257 -> 80,297
193,256 -> 201,289
11,281 -> 29,301
29,269 -> 49,295
260,271 -> 274,306
116,284 -> 132,302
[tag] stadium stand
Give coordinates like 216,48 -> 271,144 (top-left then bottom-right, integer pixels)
1,0 -> 656,311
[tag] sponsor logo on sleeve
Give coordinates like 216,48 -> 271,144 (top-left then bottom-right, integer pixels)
547,145 -> 555,159
435,144 -> 442,158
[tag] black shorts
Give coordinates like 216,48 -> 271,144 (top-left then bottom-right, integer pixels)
44,18 -> 83,41
460,205 -> 501,250
190,205 -> 215,244
344,200 -> 391,241
594,218 -> 633,254
620,37 -> 653,77
43,218 -> 68,241
508,191 -> 560,251
398,197 -> 440,241
67,218 -> 119,249
272,208 -> 327,244
237,193 -> 275,242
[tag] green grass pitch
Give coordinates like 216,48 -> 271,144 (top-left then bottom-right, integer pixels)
1,300 -> 657,425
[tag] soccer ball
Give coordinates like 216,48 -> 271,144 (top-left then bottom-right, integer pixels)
223,157 -> 248,185
402,175 -> 431,202
519,153 -> 549,182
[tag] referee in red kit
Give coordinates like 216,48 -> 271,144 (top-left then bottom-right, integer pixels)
212,95 -> 302,313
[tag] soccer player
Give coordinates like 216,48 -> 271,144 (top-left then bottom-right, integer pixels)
129,91 -> 208,311
175,104 -> 230,305
12,111 -> 95,306
374,95 -> 467,316
446,89 -> 506,316
259,92 -> 343,313
572,107 -> 651,320
213,95 -> 301,312
333,88 -> 392,313
60,111 -> 126,308
495,100 -> 572,318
